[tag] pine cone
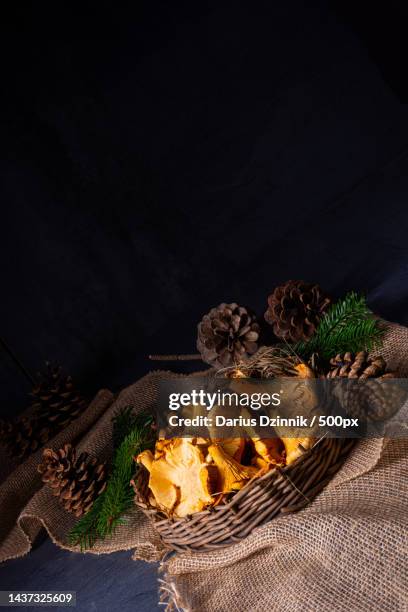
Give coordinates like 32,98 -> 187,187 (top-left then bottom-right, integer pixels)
31,363 -> 88,429
265,280 -> 331,342
326,352 -> 398,422
326,352 -> 395,379
38,444 -> 107,517
197,303 -> 260,368
0,363 -> 88,461
0,416 -> 51,460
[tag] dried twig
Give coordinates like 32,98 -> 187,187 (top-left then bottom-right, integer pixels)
149,354 -> 202,361
0,335 -> 36,386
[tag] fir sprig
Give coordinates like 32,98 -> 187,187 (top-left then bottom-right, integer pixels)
112,405 -> 143,449
68,411 -> 155,550
295,292 -> 384,360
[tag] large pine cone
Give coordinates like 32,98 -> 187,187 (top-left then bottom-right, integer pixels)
326,351 -> 399,422
265,280 -> 331,342
0,363 -> 88,461
197,303 -> 260,368
38,444 -> 107,517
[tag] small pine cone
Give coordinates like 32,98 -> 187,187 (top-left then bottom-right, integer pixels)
265,280 -> 331,342
197,303 -> 260,368
38,444 -> 107,517
326,352 -> 395,379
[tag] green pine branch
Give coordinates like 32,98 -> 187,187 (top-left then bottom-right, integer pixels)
294,292 -> 384,360
112,405 -> 143,449
68,411 -> 155,551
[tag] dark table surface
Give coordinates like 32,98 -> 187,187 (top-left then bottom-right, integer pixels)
1,1 -> 408,610
0,539 -> 160,612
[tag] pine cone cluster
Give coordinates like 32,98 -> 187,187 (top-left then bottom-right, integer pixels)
197,303 -> 260,368
0,363 -> 88,460
264,280 -> 331,342
38,444 -> 107,517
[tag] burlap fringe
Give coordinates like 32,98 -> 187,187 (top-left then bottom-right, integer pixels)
158,578 -> 191,612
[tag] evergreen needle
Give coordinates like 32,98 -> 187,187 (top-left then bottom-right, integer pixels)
294,292 -> 384,360
68,411 -> 155,551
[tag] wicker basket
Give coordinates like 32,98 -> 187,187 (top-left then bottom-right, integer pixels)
135,437 -> 354,552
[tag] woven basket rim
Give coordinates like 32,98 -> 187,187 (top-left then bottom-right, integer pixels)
135,436 -> 348,520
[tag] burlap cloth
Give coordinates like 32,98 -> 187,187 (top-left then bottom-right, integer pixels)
1,323 -> 407,611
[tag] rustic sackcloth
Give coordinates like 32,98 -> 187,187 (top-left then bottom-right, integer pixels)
0,389 -> 114,563
0,371 -> 207,563
0,323 -> 407,612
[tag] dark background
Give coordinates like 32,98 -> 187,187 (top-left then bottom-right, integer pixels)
1,1 -> 408,610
